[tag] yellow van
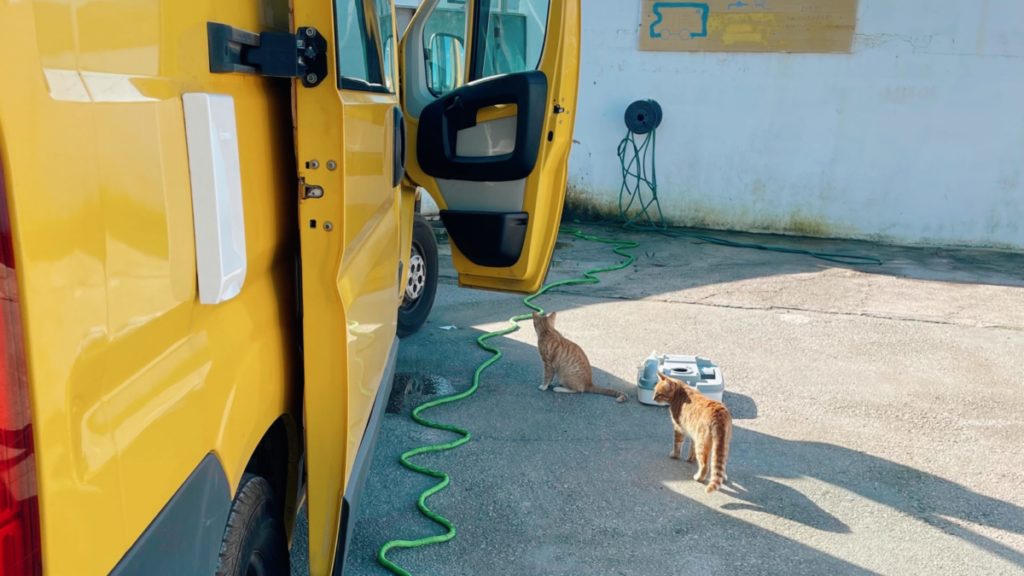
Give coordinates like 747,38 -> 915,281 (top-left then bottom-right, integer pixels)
0,0 -> 579,574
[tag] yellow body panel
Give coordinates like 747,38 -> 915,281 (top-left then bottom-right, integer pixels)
0,0 -> 578,573
0,2 -> 299,573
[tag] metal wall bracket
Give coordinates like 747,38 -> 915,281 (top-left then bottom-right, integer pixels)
207,22 -> 328,88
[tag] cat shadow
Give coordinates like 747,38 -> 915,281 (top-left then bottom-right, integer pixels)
720,476 -> 851,534
676,391 -> 847,533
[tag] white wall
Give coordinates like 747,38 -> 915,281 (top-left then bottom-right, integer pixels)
395,0 -> 420,38
569,0 -> 1024,248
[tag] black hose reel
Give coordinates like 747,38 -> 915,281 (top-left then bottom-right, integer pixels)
618,99 -> 664,227
624,99 -> 663,135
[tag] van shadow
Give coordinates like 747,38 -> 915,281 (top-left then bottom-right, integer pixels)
379,324 -> 1024,573
359,327 -> 872,575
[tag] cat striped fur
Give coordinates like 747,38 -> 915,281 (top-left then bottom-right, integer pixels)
654,373 -> 732,493
532,312 -> 628,403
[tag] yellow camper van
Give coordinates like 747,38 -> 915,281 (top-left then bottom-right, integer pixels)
0,0 -> 579,573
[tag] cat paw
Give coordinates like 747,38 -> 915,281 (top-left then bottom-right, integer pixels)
669,452 -> 681,460
538,384 -> 549,391
693,472 -> 705,482
685,456 -> 696,463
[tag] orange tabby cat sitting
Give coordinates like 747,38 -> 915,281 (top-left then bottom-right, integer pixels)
653,373 -> 733,493
532,312 -> 628,403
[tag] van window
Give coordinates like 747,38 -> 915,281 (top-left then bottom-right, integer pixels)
372,0 -> 397,91
422,0 -> 467,96
335,0 -> 393,92
471,0 -> 550,80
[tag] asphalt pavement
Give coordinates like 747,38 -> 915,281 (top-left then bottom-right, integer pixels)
294,222 -> 1024,576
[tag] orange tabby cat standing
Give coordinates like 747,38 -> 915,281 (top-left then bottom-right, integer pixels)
532,312 -> 627,402
653,373 -> 732,492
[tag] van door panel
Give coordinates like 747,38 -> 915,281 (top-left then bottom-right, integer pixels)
402,0 -> 581,294
292,0 -> 401,572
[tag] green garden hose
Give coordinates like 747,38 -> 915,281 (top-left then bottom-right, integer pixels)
377,228 -> 638,576
378,99 -> 886,574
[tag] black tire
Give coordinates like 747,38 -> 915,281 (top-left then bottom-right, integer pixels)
398,214 -> 439,337
215,474 -> 288,576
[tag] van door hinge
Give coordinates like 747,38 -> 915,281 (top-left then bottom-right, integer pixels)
207,22 -> 328,88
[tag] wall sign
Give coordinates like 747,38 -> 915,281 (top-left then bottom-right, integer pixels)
639,0 -> 858,53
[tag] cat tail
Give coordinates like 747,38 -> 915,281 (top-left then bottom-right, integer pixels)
706,420 -> 731,493
589,384 -> 628,403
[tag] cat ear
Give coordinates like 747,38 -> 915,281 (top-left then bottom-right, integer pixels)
532,311 -> 540,319
547,311 -> 557,323
660,374 -> 683,393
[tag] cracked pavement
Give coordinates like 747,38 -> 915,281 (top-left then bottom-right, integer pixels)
294,223 -> 1024,576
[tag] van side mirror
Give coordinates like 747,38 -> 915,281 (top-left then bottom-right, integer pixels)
426,33 -> 465,95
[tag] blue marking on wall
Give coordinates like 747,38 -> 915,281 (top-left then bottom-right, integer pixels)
727,1 -> 748,9
650,2 -> 711,39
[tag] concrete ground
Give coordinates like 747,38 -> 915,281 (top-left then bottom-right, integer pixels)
294,222 -> 1024,576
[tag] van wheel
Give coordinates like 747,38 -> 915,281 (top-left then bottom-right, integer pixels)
215,474 -> 288,576
398,214 -> 438,337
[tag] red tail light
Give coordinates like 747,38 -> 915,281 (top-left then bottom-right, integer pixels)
0,153 -> 42,575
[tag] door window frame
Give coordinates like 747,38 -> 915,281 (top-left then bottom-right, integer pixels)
467,0 -> 551,83
333,0 -> 396,93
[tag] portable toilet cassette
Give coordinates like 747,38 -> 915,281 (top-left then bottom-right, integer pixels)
636,353 -> 725,406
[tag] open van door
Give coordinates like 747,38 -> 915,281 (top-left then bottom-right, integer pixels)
290,0 -> 403,574
288,0 -> 578,573
402,0 -> 582,293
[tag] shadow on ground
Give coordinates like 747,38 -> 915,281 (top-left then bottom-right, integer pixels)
561,219 -> 1024,290
535,223 -> 1024,333
292,223 -> 1024,576
335,325 -> 1024,576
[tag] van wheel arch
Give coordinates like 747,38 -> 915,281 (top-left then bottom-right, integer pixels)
242,416 -> 301,527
